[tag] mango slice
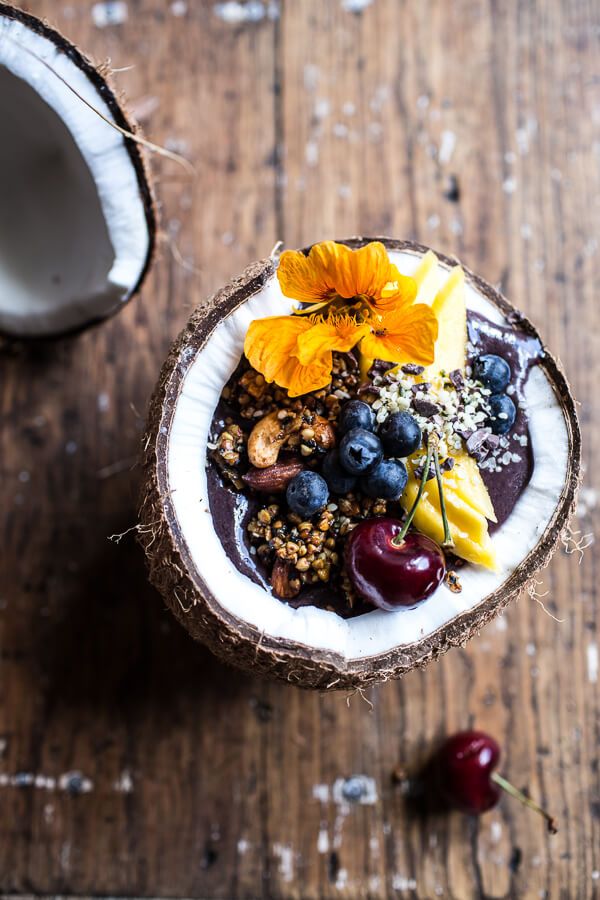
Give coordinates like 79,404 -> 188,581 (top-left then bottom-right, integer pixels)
425,265 -> 466,376
449,452 -> 497,523
400,262 -> 499,569
412,249 -> 441,305
402,474 -> 498,570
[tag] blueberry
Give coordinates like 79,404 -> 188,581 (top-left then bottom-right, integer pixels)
360,459 -> 408,500
339,428 -> 383,475
473,354 -> 511,394
286,471 -> 329,517
487,393 -> 517,435
379,411 -> 421,457
339,400 -> 376,434
322,450 -> 357,494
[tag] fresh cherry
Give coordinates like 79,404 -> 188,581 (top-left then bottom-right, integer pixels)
345,518 -> 446,611
433,730 -> 558,832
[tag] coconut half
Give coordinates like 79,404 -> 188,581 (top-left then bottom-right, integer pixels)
0,4 -> 155,337
140,238 -> 581,690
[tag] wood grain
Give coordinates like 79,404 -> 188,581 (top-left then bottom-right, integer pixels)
0,0 -> 598,897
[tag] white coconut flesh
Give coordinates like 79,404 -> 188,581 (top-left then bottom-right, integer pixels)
167,250 -> 570,661
0,14 -> 150,336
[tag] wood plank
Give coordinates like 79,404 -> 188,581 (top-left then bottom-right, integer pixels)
0,0 -> 598,897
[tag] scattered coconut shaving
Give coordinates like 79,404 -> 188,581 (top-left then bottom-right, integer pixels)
0,32 -> 194,174
561,525 -> 594,563
525,579 -> 565,623
108,520 -> 159,544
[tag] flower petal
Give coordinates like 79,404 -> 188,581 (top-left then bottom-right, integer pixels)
244,315 -> 312,382
370,271 -> 418,312
360,304 -> 438,365
277,240 -> 403,305
332,241 -> 398,300
294,316 -> 370,365
244,314 -> 333,396
278,243 -> 341,304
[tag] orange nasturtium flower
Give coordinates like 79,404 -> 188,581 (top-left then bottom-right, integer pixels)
244,241 -> 438,397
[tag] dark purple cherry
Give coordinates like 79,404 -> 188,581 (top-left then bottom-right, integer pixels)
345,517 -> 446,611
433,730 -> 558,832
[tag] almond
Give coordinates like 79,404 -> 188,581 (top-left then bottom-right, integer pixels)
271,558 -> 301,599
313,416 -> 336,450
247,410 -> 301,467
242,460 -> 304,493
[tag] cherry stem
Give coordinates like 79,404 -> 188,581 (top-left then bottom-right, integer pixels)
432,439 -> 454,550
491,772 -> 558,834
393,438 -> 433,546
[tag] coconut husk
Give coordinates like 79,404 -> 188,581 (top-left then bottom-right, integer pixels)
0,2 -> 156,339
139,238 -> 581,691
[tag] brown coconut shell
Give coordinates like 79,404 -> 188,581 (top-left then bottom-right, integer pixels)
139,238 -> 581,691
0,2 -> 156,339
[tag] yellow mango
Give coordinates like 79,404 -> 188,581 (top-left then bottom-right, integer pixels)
402,475 -> 498,570
412,249 -> 440,305
426,265 -> 466,376
450,451 -> 497,523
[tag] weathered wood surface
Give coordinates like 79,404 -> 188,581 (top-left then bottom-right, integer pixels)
0,1 -> 598,897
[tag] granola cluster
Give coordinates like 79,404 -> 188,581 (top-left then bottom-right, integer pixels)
246,494 -> 389,598
221,353 -> 360,423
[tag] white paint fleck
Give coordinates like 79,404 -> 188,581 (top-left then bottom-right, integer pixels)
496,615 -> 507,631
305,140 -> 319,166
577,487 -> 598,518
342,101 -> 356,116
333,122 -> 349,138
592,870 -> 600,881
214,1 -> 279,23
438,130 -> 456,164
336,867 -> 348,889
427,214 -> 440,231
502,176 -> 517,194
416,94 -> 430,110
526,642 -> 536,656
313,783 -> 330,803
170,0 -> 188,14
314,98 -> 330,120
43,803 -> 55,824
490,820 -> 502,842
341,0 -> 373,11
587,643 -> 598,683
504,151 -> 516,164
221,231 -> 235,246
583,238 -> 598,258
92,1 -> 128,27
60,842 -> 71,871
449,217 -> 463,235
317,827 -> 329,853
58,771 -> 94,793
393,874 -> 417,890
97,392 -> 110,413
237,838 -> 250,854
304,64 -> 320,92
367,121 -> 383,141
273,843 -> 294,882
18,470 -> 30,483
113,769 -> 134,793
369,84 -> 390,113
332,775 -> 378,805
338,184 -> 352,199
520,223 -> 532,240
65,441 -> 78,455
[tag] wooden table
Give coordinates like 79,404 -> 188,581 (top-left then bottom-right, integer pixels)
1,1 -> 598,897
